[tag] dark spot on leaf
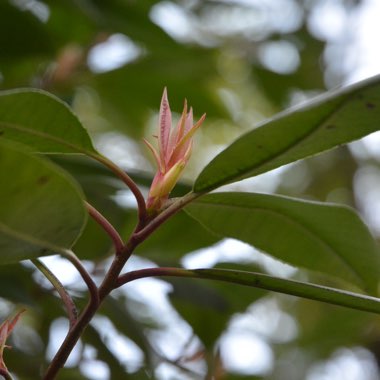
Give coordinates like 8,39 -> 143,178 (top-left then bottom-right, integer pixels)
257,144 -> 263,149
0,131 -> 4,136
326,124 -> 336,130
40,248 -> 49,255
366,102 -> 376,109
36,175 -> 50,185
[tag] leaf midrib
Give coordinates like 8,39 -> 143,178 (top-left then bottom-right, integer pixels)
191,201 -> 364,288
0,219 -> 68,254
197,91 -> 356,191
0,121 -> 94,154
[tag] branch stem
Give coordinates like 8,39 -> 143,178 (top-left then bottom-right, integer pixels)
43,193 -> 200,379
90,153 -> 147,228
134,192 -> 200,242
0,369 -> 13,380
31,259 -> 77,328
85,201 -> 124,254
44,241 -> 138,379
61,250 -> 99,309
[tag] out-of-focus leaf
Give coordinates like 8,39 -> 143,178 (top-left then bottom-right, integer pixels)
134,210 -> 220,264
44,0 -> 97,46
53,157 -> 127,259
92,54 -> 225,138
0,140 -> 86,263
186,192 -> 380,294
0,89 -> 96,154
84,324 -> 154,379
51,368 -> 87,380
100,296 -> 157,368
168,274 -> 265,348
87,0 -> 171,49
253,28 -> 325,106
0,264 -> 38,305
52,156 -> 120,185
53,155 -> 192,196
0,3 -> 52,58
84,325 -> 131,378
295,295 -> 376,358
195,75 -> 380,192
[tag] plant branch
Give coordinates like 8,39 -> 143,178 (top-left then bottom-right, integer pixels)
133,192 -> 201,242
0,369 -> 13,380
44,193 -> 201,379
85,201 -> 124,254
43,298 -> 96,379
61,250 -> 99,309
116,267 -> 380,315
31,259 -> 78,328
44,241 -> 138,379
90,153 -> 147,228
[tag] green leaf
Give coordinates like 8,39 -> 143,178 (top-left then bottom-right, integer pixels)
0,140 -> 87,264
0,89 -> 96,154
195,74 -> 380,192
187,268 -> 380,315
185,192 -> 380,294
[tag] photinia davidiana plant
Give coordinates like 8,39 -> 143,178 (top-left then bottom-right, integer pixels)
144,88 -> 205,214
3,75 -> 380,379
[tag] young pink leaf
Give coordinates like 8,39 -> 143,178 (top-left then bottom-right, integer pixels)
145,89 -> 205,213
0,310 -> 25,374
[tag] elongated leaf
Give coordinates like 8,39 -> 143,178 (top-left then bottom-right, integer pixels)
188,268 -> 380,315
195,74 -> 380,192
125,267 -> 380,316
0,89 -> 96,154
185,192 -> 380,294
0,140 -> 87,264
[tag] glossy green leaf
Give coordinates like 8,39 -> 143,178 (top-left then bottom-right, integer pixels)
0,140 -> 87,264
185,192 -> 380,294
127,266 -> 380,320
0,89 -> 96,154
195,74 -> 380,192
184,268 -> 380,315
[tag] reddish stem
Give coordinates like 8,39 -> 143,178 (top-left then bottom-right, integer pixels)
43,193 -> 201,379
85,202 -> 124,254
0,369 -> 13,380
134,192 -> 200,241
116,267 -> 194,287
90,154 -> 148,228
62,250 -> 99,309
43,240 -> 138,379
